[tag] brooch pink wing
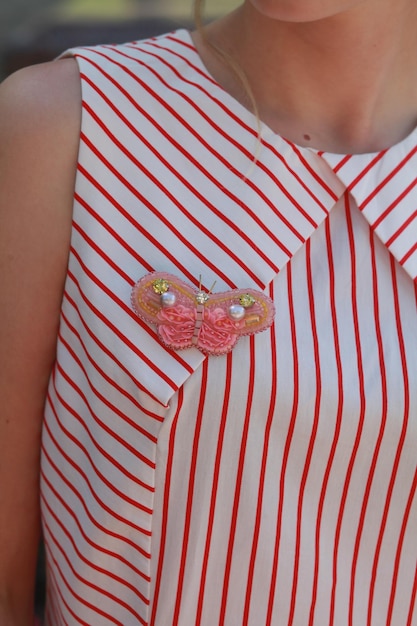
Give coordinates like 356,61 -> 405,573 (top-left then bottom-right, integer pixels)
131,272 -> 275,355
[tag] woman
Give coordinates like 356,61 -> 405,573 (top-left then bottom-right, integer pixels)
1,0 -> 416,623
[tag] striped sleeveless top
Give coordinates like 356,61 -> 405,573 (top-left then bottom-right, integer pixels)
41,30 -> 417,625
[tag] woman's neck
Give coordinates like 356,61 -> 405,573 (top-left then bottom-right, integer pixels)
194,0 -> 417,153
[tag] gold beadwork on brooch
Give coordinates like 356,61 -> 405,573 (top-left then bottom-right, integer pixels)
152,278 -> 170,295
239,294 -> 256,308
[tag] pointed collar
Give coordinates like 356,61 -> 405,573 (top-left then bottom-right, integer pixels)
318,131 -> 417,283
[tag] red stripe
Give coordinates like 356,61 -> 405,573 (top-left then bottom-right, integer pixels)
219,335 -> 257,625
71,216 -> 195,379
266,262 -> 300,624
43,550 -> 91,626
243,283 -> 278,624
288,237 -> 322,625
309,216 -> 345,626
57,334 -> 157,473
54,361 -> 155,508
385,209 -> 417,248
69,243 -> 161,352
81,64 -> 289,263
331,154 -> 353,174
149,388 -> 185,626
44,522 -> 130,625
163,29 -> 325,233
172,360 -> 209,625
138,39 -> 332,222
349,228 -> 389,626
80,87 -> 287,274
406,543 -> 417,625
387,465 -> 417,626
90,47 -> 330,227
287,140 -> 339,199
195,353 -> 233,625
367,255 -> 411,624
347,150 -> 387,192
72,209 -> 146,285
358,145 -> 417,210
330,195 -> 367,619
371,179 -> 417,231
400,240 -> 417,266
76,162 -> 199,288
157,35 -> 220,86
42,434 -> 151,562
42,492 -> 149,606
60,308 -> 161,437
68,255 -> 191,386
81,123 -> 263,287
73,191 -> 153,272
45,387 -> 153,537
41,468 -> 150,582
63,290 -> 166,413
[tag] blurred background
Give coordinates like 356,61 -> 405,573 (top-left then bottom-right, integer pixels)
0,0 -> 240,79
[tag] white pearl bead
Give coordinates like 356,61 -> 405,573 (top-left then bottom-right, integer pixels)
161,292 -> 176,307
228,304 -> 245,321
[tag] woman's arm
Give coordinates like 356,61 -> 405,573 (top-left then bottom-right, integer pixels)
0,58 -> 81,624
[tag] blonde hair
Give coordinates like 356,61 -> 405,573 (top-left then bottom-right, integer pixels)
193,0 -> 205,31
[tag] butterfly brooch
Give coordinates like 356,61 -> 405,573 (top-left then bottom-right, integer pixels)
131,272 -> 275,355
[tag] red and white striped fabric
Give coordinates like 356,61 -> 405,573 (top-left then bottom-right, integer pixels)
40,30 -> 417,625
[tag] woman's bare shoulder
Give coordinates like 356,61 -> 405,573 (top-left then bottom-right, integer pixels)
0,57 -> 82,225
0,57 -> 82,360
0,57 -> 81,149
0,58 -> 82,620
0,57 -> 81,120
0,59 -> 82,383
